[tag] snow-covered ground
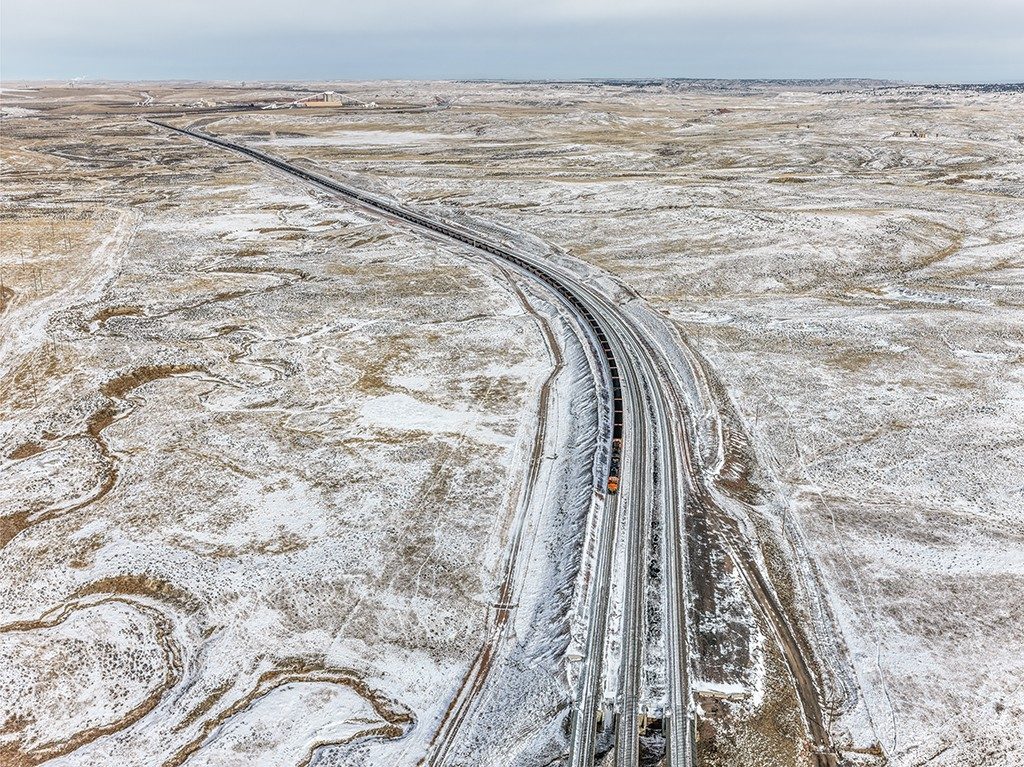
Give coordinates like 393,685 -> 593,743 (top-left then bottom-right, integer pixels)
2,80 -> 1022,766
0,94 -> 594,766
209,80 -> 1024,765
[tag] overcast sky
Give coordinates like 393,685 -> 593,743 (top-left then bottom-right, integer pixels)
2,0 -> 1022,82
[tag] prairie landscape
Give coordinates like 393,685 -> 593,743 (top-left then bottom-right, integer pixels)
1,79 -> 1022,767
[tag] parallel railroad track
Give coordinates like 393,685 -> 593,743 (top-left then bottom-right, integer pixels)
149,117 -> 700,766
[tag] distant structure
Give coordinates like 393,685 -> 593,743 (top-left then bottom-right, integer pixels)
292,91 -> 373,108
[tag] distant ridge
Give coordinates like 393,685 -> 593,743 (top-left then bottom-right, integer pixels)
463,77 -> 894,91
458,78 -> 1024,93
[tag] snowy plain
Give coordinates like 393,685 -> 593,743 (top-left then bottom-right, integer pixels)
2,79 -> 1023,766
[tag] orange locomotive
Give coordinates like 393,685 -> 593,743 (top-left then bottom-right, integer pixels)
607,437 -> 622,494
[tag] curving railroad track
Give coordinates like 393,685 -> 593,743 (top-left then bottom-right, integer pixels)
148,117 -> 835,767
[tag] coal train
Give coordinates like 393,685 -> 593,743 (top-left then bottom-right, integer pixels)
153,120 -> 628,495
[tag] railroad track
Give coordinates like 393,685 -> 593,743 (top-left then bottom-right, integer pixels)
146,118 -> 808,767
579,296 -> 695,767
